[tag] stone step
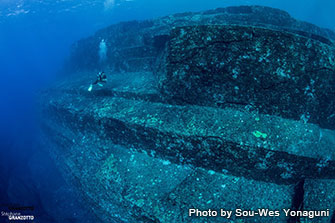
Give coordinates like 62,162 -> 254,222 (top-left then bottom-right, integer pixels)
40,118 -> 296,223
41,91 -> 335,184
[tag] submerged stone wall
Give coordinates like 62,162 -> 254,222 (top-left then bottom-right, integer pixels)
158,25 -> 335,129
65,5 -> 335,73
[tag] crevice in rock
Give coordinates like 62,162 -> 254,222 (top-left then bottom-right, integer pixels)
331,210 -> 335,223
288,179 -> 305,223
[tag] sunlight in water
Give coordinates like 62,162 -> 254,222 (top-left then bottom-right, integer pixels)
104,0 -> 115,10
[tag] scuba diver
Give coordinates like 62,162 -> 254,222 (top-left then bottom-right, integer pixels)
88,71 -> 107,91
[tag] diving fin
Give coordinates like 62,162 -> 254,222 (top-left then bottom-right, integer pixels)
88,84 -> 93,92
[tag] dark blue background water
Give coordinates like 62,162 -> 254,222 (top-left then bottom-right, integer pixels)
0,0 -> 334,222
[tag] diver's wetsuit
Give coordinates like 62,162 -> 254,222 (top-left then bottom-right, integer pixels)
88,72 -> 107,91
93,72 -> 107,85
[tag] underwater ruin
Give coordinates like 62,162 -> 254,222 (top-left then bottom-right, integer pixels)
39,6 -> 335,223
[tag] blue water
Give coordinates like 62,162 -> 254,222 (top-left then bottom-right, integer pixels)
0,0 -> 335,222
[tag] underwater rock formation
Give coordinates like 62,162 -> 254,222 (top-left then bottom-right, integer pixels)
159,25 -> 335,130
65,5 -> 335,73
41,6 -> 335,223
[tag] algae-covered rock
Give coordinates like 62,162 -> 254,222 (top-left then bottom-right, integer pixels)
40,108 -> 296,223
65,5 -> 335,73
40,5 -> 335,223
303,179 -> 335,223
41,89 -> 335,184
158,25 -> 335,130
